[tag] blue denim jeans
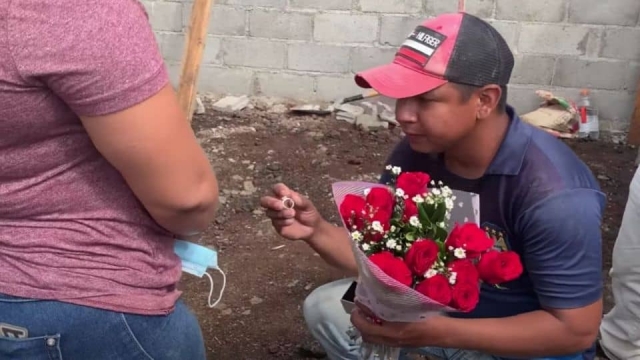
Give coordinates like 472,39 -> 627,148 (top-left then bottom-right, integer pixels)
0,292 -> 205,360
303,278 -> 584,360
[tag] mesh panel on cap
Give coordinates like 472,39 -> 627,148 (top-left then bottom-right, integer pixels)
445,13 -> 514,87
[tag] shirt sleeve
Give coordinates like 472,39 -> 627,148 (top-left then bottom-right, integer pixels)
516,188 -> 605,309
8,0 -> 169,117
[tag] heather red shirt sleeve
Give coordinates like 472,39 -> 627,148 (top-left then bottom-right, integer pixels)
7,0 -> 169,117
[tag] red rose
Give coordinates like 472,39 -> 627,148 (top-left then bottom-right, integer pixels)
445,223 -> 494,259
477,250 -> 523,285
402,198 -> 419,221
404,239 -> 440,276
415,274 -> 452,306
450,281 -> 480,312
396,172 -> 431,198
368,251 -> 413,287
447,259 -> 479,285
339,194 -> 366,230
366,187 -> 394,215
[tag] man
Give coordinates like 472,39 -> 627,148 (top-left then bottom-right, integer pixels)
261,12 -> 605,360
599,165 -> 640,360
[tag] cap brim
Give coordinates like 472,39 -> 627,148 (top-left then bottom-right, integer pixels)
355,63 -> 448,99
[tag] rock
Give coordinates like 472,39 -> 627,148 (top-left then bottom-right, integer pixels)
221,308 -> 233,315
243,180 -> 257,193
269,104 -> 288,113
250,296 -> 263,305
287,280 -> 299,288
379,109 -> 397,125
195,96 -> 206,115
232,175 -> 244,181
335,104 -> 365,125
219,196 -> 227,205
242,310 -> 251,315
356,114 -> 387,129
213,95 -> 250,112
252,209 -> 264,216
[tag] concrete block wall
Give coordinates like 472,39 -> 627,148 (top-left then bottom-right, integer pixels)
142,0 -> 640,134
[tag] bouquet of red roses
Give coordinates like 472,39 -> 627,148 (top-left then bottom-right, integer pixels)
331,165 -> 524,360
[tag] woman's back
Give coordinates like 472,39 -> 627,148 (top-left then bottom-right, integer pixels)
0,0 -> 187,315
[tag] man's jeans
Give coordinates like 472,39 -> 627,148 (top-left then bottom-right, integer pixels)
0,292 -> 206,359
303,278 -> 583,360
600,166 -> 640,360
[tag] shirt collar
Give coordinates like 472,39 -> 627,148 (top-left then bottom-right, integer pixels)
485,105 -> 532,176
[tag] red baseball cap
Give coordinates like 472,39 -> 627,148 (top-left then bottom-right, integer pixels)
355,12 -> 514,99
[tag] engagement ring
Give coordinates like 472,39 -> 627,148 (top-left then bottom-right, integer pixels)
282,196 -> 295,209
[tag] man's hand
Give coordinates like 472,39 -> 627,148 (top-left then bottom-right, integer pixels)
260,183 -> 324,242
349,301 -> 445,348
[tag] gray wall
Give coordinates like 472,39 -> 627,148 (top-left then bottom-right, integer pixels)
143,0 -> 640,134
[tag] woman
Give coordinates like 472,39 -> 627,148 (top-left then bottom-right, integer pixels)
0,0 -> 219,358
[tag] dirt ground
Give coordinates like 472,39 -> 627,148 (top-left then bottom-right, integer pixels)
179,97 -> 637,360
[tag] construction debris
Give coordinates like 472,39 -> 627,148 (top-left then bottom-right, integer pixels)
213,95 -> 250,112
195,96 -> 206,115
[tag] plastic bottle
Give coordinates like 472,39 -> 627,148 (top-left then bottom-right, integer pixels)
577,89 -> 599,140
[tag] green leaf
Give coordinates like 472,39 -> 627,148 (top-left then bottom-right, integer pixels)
418,202 -> 430,224
405,232 -> 415,242
434,226 -> 448,242
432,202 -> 446,222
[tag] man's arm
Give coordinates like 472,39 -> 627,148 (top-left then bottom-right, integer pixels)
428,188 -> 605,357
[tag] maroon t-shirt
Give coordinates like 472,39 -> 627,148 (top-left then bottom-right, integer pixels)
0,0 -> 183,315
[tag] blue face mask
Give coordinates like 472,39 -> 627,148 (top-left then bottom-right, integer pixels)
174,239 -> 226,308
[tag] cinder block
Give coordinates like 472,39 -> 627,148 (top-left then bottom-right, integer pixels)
198,66 -> 255,95
359,0 -> 421,14
506,85 -> 544,114
221,0 -> 286,8
249,10 -> 312,40
140,1 -> 154,17
380,15 -> 423,46
518,24 -> 593,56
183,5 -> 246,36
202,37 -> 223,65
426,0 -> 494,18
314,14 -> 379,43
589,89 -> 636,124
511,55 -> 555,85
166,63 -> 182,88
159,33 -> 186,62
288,44 -> 351,72
627,63 -> 640,92
601,28 -> 640,61
255,72 -> 315,99
151,1 -> 183,32
350,47 -> 397,72
496,0 -> 566,22
222,38 -> 286,69
552,58 -> 630,91
289,0 -> 351,10
486,20 -> 519,52
315,76 -> 362,101
569,0 -> 640,26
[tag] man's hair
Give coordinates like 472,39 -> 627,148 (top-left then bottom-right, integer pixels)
451,83 -> 508,114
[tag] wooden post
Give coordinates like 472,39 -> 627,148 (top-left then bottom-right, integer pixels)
628,82 -> 640,145
177,0 -> 214,123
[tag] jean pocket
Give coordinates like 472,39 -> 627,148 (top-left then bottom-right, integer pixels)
0,334 -> 63,360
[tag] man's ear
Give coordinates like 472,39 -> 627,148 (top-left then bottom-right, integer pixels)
476,85 -> 502,119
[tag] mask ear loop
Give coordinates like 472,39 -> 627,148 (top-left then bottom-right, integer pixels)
204,268 -> 226,308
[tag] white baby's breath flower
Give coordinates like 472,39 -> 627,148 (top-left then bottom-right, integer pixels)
395,188 -> 405,198
362,243 -> 370,251
390,225 -> 396,232
385,165 -> 392,170
409,216 -> 421,227
437,180 -> 444,186
425,269 -> 438,279
351,231 -> 363,242
438,222 -> 446,228
412,195 -> 424,203
448,246 -> 454,251
392,166 -> 401,175
386,239 -> 397,249
372,221 -> 384,233
430,180 -> 436,186
445,198 -> 454,210
449,272 -> 457,285
458,202 -> 464,208
363,188 -> 371,196
431,188 -> 441,196
396,245 -> 402,251
454,248 -> 466,259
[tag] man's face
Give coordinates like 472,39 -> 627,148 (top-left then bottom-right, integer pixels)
395,83 -> 478,154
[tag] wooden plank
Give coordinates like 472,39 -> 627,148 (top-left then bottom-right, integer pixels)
177,0 -> 214,123
627,79 -> 640,145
